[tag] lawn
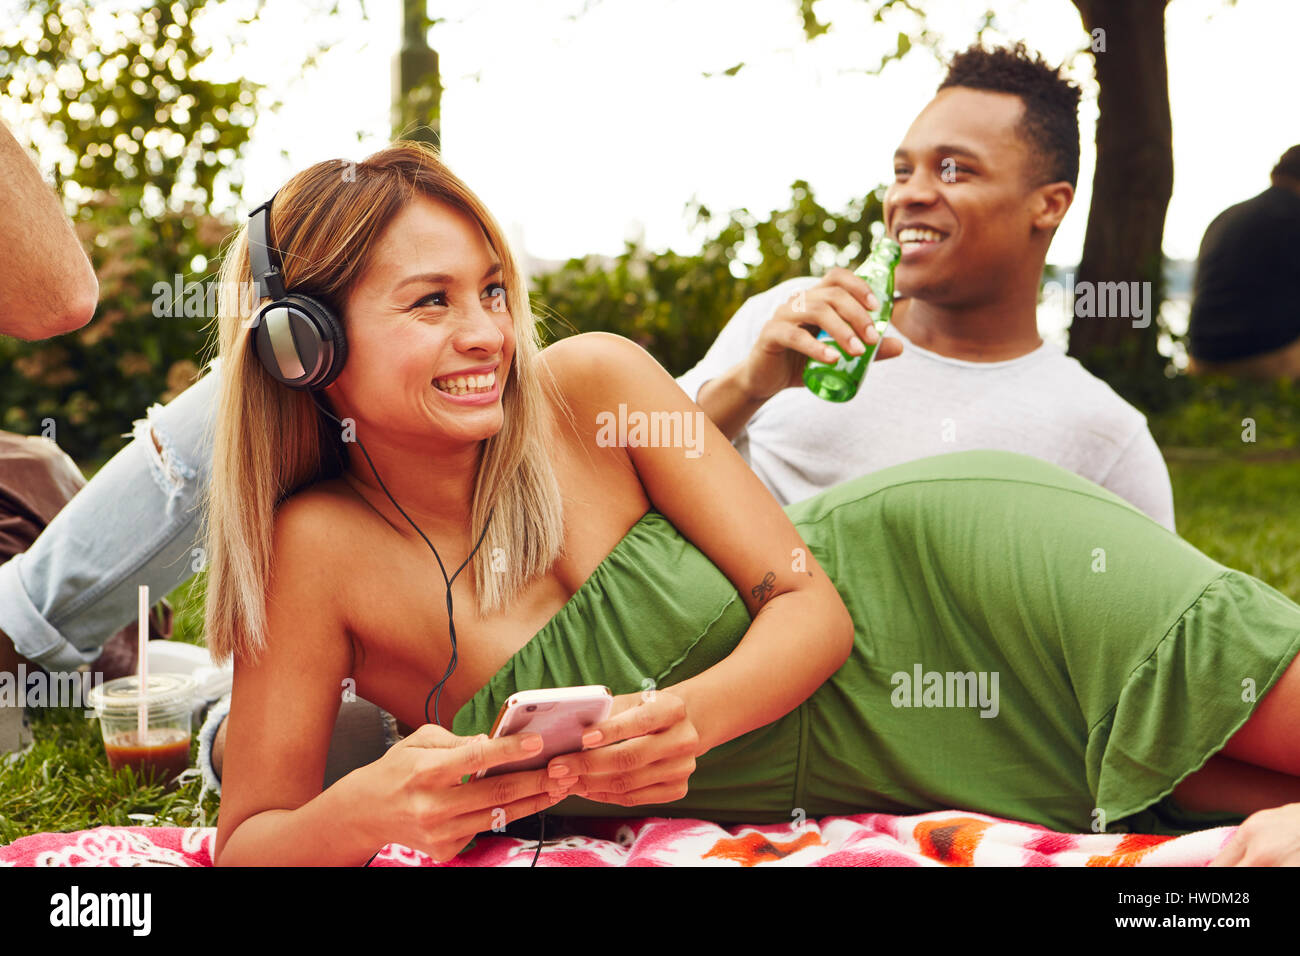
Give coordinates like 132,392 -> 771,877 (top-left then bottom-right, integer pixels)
1167,456 -> 1300,601
2,456 -> 1298,845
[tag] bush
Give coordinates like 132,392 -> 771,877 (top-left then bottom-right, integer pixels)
0,194 -> 230,461
532,180 -> 886,376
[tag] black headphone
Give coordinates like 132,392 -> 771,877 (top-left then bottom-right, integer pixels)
247,192 -> 349,391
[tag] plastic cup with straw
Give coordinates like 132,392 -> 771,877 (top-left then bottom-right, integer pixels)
87,585 -> 197,782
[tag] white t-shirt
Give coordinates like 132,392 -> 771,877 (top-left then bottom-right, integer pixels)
676,277 -> 1176,531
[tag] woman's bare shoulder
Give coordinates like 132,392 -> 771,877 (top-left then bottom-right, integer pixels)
536,332 -> 667,436
275,480 -> 365,542
538,331 -> 654,391
536,334 -> 632,457
270,481 -> 372,600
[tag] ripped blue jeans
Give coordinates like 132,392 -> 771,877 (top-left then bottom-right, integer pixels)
0,359 -> 221,671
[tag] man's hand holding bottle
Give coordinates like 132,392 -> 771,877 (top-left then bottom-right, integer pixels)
697,269 -> 904,440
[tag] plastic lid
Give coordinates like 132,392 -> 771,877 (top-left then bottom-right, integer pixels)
86,673 -> 197,714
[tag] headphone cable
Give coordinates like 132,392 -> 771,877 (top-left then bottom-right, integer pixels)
308,395 -> 546,867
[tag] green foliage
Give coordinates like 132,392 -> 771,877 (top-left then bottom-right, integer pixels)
533,181 -> 885,376
0,195 -> 233,461
1,0 -> 258,205
792,0 -> 968,75
168,571 -> 210,648
0,0 -> 257,460
797,0 -> 831,40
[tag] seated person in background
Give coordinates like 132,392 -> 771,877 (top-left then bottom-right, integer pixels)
679,42 -> 1175,531
1187,145 -> 1300,380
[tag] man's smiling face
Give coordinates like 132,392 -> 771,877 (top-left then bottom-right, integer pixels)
885,86 -> 1051,308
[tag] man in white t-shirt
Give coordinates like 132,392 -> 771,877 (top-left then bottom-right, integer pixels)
676,42 -> 1175,531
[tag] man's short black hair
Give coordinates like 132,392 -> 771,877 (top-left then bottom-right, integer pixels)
1271,145 -> 1300,183
938,41 -> 1081,188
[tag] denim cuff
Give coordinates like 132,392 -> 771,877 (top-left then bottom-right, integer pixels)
196,692 -> 231,797
0,553 -> 98,673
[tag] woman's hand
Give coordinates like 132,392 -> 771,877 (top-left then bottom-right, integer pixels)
1209,802 -> 1300,866
360,724 -> 579,862
544,689 -> 700,806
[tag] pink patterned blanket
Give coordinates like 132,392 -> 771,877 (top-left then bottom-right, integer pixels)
0,810 -> 1233,866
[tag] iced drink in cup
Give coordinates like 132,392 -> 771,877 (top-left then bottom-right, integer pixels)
87,674 -> 196,783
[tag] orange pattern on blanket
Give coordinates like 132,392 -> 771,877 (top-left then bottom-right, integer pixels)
914,817 -> 995,865
703,830 -> 826,866
1086,832 -> 1173,867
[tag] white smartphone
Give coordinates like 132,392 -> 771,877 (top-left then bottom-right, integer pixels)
474,685 -> 613,780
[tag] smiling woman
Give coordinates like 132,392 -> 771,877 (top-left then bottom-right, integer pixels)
203,144 -> 567,667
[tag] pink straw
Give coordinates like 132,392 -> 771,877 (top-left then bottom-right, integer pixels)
137,585 -> 149,743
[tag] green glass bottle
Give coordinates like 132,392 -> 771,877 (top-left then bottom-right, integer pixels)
803,226 -> 902,402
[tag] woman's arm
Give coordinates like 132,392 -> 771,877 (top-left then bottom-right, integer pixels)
214,493 -> 569,865
542,332 -> 855,758
214,493 -> 372,864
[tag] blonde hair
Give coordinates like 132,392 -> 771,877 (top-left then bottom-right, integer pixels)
202,142 -> 566,663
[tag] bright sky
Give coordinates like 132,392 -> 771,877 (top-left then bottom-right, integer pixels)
200,0 -> 1298,271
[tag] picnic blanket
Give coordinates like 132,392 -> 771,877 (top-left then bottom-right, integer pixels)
0,810 -> 1234,866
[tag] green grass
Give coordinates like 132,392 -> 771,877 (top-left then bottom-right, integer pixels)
0,574 -> 219,846
0,708 -> 220,846
1169,458 -> 1300,602
3,458 -> 1299,846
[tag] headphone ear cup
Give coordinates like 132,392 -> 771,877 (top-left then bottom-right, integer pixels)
252,294 -> 348,390
309,296 -> 348,389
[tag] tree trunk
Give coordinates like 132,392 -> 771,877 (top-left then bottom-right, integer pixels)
1067,0 -> 1173,401
393,0 -> 441,147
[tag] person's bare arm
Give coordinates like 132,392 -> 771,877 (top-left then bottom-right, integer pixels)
695,365 -> 772,442
0,120 -> 98,339
541,332 -> 855,789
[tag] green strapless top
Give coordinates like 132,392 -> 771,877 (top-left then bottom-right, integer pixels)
451,450 -> 1300,834
451,505 -> 769,818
